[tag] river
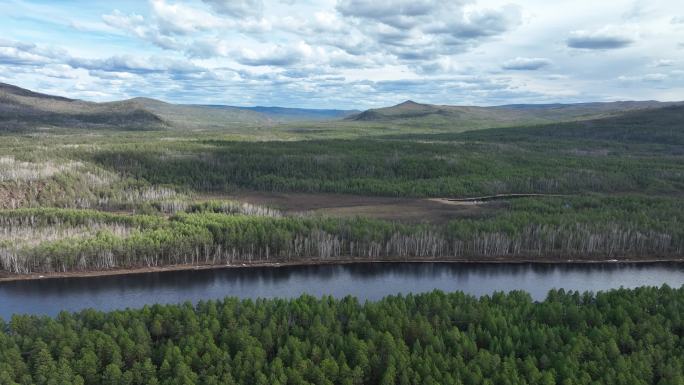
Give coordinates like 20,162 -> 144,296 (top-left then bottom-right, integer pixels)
2,262 -> 684,318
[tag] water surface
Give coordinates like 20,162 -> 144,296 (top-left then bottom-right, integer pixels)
1,262 -> 684,318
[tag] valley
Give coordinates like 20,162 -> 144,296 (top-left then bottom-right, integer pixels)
1,82 -> 683,279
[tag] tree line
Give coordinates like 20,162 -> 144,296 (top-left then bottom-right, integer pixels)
1,195 -> 682,274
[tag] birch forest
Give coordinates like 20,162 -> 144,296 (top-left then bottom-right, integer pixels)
1,194 -> 682,274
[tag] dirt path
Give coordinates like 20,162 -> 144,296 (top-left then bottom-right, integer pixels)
445,193 -> 568,202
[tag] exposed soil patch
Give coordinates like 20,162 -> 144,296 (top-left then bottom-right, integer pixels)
206,191 -> 503,224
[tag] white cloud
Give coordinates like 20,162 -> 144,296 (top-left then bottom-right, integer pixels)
335,1 -> 522,61
36,64 -> 81,79
68,55 -> 205,75
652,59 -> 674,67
1,0 -> 682,108
0,46 -> 51,66
0,40 -> 67,66
102,10 -> 180,50
618,73 -> 668,82
502,57 -> 552,70
150,0 -> 225,34
201,0 -> 263,18
234,42 -> 311,66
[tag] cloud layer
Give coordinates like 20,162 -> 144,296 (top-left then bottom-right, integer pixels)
0,0 -> 681,108
566,30 -> 635,49
502,57 -> 552,70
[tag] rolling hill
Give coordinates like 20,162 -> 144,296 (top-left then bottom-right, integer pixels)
121,98 -> 270,130
0,82 -> 362,131
348,99 -> 683,130
0,82 -> 271,131
457,104 -> 684,145
3,81 -> 682,133
0,83 -> 167,131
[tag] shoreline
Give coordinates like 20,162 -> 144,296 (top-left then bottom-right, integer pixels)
2,256 -> 683,282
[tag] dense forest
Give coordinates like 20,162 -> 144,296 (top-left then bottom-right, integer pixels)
2,287 -> 684,385
87,135 -> 684,198
1,195 -> 682,274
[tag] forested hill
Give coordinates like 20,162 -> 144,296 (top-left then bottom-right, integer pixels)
348,99 -> 683,130
0,82 -> 277,131
120,98 -> 270,130
0,81 -> 366,132
0,82 -> 360,131
450,104 -> 684,145
0,83 -> 167,131
2,287 -> 683,384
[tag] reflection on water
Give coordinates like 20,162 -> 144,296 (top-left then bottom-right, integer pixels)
1,262 -> 684,318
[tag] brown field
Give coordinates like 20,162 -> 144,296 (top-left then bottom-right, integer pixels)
209,191 -> 504,224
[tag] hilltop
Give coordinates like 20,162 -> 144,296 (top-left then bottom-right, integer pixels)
0,83 -> 167,131
348,99 -> 683,131
456,104 -> 684,145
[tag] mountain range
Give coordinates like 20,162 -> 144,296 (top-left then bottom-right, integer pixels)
0,82 -> 357,131
1,82 -> 681,131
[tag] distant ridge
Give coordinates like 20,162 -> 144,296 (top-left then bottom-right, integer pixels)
458,104 -> 684,145
2,82 -> 683,132
0,82 -> 166,131
226,105 -> 360,121
0,82 -> 270,131
347,99 -> 684,129
0,82 -> 362,131
0,82 -> 73,102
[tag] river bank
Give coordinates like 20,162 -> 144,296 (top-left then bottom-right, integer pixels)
4,261 -> 684,318
2,255 -> 682,282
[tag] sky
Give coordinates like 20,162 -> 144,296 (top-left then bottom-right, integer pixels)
0,0 -> 682,109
